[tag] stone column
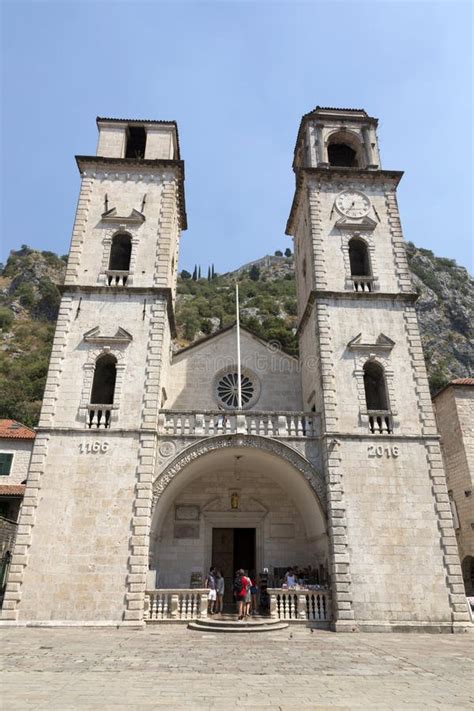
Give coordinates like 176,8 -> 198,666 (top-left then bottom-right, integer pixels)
362,125 -> 377,168
315,123 -> 328,167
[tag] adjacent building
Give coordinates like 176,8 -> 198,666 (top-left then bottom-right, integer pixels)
433,379 -> 474,596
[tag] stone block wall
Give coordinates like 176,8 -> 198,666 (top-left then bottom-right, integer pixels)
433,385 -> 474,590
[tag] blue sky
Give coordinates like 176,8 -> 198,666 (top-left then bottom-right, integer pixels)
1,0 -> 472,272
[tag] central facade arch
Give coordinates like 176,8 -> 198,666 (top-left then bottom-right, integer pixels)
149,435 -> 328,590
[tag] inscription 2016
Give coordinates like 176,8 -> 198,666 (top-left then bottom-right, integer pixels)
368,444 -> 399,459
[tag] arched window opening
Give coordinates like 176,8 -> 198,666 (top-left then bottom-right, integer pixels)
363,361 -> 388,411
349,239 -> 370,276
363,361 -> 392,434
90,355 -> 117,405
328,143 -> 358,167
108,233 -> 132,285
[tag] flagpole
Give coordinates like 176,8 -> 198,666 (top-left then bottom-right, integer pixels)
236,282 -> 242,410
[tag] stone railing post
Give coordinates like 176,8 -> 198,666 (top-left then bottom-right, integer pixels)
170,593 -> 179,620
200,590 -> 209,618
298,594 -> 307,620
194,413 -> 205,436
277,415 -> 288,437
236,414 -> 247,434
269,592 -> 278,620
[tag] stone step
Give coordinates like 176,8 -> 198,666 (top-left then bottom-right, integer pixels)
188,617 -> 288,633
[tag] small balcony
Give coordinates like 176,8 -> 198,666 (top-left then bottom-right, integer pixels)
351,276 -> 375,292
105,270 -> 130,287
86,405 -> 114,429
157,411 -> 320,439
368,410 -> 393,434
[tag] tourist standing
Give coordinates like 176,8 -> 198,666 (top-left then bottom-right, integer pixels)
250,572 -> 258,615
234,569 -> 246,620
215,570 -> 225,614
205,567 -> 217,615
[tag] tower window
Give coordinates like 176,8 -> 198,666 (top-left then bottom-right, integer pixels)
90,354 -> 117,405
125,126 -> 147,159
109,233 -> 132,272
363,361 -> 388,411
328,143 -> 358,167
349,238 -> 371,276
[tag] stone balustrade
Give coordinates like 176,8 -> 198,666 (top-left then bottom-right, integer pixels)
158,411 -> 320,439
105,270 -> 129,286
368,410 -> 393,434
351,276 -> 374,292
268,588 -> 331,622
145,589 -> 209,621
86,405 -> 112,429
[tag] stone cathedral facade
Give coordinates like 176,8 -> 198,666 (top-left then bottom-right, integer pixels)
1,107 -> 471,631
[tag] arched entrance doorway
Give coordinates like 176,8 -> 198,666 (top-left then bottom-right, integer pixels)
149,436 -> 328,604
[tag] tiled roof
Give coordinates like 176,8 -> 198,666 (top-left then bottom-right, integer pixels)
432,378 -> 474,399
0,420 -> 35,440
450,378 -> 474,386
0,485 -> 26,496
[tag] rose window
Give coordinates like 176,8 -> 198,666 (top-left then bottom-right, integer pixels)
216,372 -> 255,409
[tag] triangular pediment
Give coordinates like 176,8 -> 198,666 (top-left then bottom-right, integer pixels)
83,326 -> 133,344
347,332 -> 395,351
101,207 -> 145,223
335,215 -> 377,231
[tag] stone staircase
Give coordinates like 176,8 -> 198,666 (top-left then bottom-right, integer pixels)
188,614 -> 288,633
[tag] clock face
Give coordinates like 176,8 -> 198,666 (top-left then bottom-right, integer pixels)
335,190 -> 371,218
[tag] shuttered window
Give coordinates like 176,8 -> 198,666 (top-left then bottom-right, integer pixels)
0,453 -> 13,475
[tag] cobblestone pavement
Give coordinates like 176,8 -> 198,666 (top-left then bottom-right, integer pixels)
0,626 -> 473,710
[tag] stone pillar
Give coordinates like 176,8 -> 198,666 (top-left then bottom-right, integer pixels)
315,123 -> 328,166
362,125 -> 378,168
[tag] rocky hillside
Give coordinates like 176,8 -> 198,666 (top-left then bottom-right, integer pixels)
0,243 -> 472,426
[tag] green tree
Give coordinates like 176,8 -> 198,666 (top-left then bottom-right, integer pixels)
249,265 -> 260,281
181,269 -> 192,280
285,248 -> 292,257
274,250 -> 283,257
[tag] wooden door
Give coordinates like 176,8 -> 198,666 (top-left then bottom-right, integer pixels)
212,528 -> 234,604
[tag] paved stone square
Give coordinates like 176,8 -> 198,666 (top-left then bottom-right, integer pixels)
0,626 -> 473,710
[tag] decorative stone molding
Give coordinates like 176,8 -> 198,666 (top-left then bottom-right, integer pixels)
154,176 -> 179,289
123,298 -> 169,625
347,332 -> 395,352
151,434 -> 327,513
314,303 -> 339,432
340,232 -> 379,292
83,326 -> 133,345
401,305 -> 438,437
101,207 -> 145,224
64,177 -> 94,286
384,190 -> 413,294
35,296 -> 74,429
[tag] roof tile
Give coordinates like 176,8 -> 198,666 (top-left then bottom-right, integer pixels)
0,420 -> 36,440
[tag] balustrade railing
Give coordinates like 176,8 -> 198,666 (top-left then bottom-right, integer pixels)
105,270 -> 129,287
86,405 -> 112,429
157,411 -> 319,439
268,588 -> 331,622
368,410 -> 393,434
351,276 -> 374,292
145,589 -> 209,621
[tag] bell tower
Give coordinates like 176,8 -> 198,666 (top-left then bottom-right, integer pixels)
288,107 -> 471,631
1,118 -> 187,625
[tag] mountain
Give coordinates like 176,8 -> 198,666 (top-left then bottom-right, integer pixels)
0,244 -> 472,426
